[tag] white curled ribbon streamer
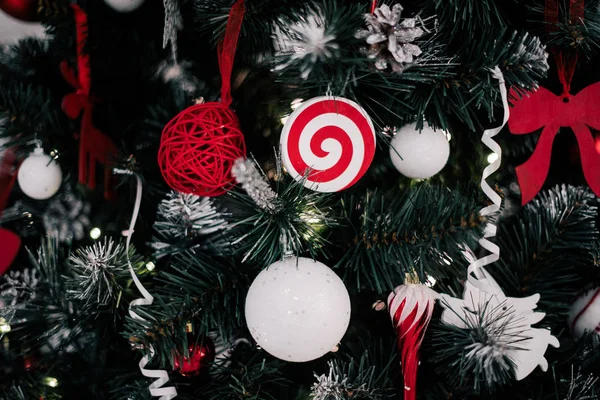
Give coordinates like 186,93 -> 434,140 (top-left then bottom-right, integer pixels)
465,67 -> 510,295
114,169 -> 178,400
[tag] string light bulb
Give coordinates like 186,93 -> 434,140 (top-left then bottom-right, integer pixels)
487,153 -> 499,164
89,227 -> 102,240
44,377 -> 59,387
0,317 -> 11,333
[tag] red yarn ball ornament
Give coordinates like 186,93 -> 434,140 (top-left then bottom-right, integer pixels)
158,102 -> 246,197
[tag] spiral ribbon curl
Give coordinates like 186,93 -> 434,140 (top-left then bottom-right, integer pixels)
466,67 -> 509,295
280,96 -> 376,193
114,169 -> 178,400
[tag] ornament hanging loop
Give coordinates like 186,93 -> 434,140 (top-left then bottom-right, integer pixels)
218,0 -> 245,108
325,83 -> 333,97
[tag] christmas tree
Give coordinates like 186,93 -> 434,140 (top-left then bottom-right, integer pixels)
1,0 -> 599,399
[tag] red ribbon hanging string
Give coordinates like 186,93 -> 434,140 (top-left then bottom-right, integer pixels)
217,0 -> 245,108
508,0 -> 600,204
61,4 -> 118,200
546,0 -> 583,95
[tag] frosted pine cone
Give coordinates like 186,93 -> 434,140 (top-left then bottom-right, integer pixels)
356,3 -> 425,73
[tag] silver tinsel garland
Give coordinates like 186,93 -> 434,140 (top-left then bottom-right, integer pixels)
163,0 -> 183,62
356,3 -> 426,73
231,158 -> 282,212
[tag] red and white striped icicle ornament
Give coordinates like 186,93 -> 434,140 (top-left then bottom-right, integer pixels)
387,283 -> 438,400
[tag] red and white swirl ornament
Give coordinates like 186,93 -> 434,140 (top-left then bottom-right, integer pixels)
280,96 -> 376,192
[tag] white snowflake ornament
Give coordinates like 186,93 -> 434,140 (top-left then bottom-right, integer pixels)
440,274 -> 559,381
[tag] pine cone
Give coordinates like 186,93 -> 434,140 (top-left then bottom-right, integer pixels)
357,4 -> 425,73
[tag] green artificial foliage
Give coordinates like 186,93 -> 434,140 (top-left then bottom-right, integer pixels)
1,0 -> 599,399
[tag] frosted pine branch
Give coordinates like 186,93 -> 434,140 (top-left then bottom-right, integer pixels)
311,359 -> 387,400
154,191 -> 228,239
511,32 -> 549,75
312,361 -> 354,400
67,238 -> 134,308
273,4 -> 340,79
565,367 -> 598,400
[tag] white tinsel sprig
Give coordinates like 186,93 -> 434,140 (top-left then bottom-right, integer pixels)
232,158 -> 282,212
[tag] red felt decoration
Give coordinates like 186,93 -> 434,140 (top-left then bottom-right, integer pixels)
0,228 -> 21,276
508,0 -> 600,204
387,284 -> 437,400
0,147 -> 18,212
0,0 -> 39,22
158,0 -> 246,196
0,147 -> 20,276
173,334 -> 215,377
61,4 -> 118,201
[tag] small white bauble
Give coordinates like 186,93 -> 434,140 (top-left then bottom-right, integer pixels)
568,288 -> 600,339
245,257 -> 351,362
389,121 -> 450,179
103,0 -> 145,13
18,147 -> 62,200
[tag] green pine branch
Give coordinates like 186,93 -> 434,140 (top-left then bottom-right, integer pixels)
335,183 -> 484,293
491,185 -> 599,327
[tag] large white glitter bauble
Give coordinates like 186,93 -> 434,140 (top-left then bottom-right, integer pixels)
389,121 -> 450,179
17,147 -> 62,200
245,257 -> 351,362
103,0 -> 145,13
568,288 -> 600,340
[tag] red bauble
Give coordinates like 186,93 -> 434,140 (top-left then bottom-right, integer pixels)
0,228 -> 20,276
158,102 -> 246,197
173,335 -> 215,377
0,0 -> 40,22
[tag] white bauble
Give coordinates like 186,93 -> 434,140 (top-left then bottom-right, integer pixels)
389,121 -> 450,179
103,0 -> 145,13
568,288 -> 600,339
17,148 -> 62,200
245,257 -> 351,362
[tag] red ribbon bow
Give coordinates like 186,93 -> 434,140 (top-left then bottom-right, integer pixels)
61,4 -> 117,200
508,0 -> 600,204
508,83 -> 600,204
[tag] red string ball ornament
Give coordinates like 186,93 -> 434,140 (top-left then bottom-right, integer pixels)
158,102 -> 246,197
